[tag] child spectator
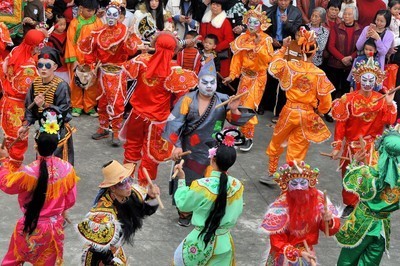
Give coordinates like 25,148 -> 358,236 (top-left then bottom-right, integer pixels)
177,31 -> 201,73
48,15 -> 69,82
200,34 -> 220,73
53,0 -> 76,24
348,38 -> 381,91
338,0 -> 357,19
119,6 -> 127,23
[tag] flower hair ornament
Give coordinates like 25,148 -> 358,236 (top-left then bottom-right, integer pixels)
35,107 -> 63,140
273,161 -> 319,191
208,128 -> 245,158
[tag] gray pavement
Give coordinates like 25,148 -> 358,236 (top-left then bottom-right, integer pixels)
0,111 -> 399,266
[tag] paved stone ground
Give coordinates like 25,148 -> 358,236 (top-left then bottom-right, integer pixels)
0,111 -> 399,266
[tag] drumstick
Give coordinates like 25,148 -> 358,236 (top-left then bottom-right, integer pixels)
1,138 -> 5,149
303,240 -> 317,266
215,91 -> 249,109
372,85 -> 400,103
27,86 -> 54,109
164,150 -> 192,162
320,152 -> 350,161
142,168 -> 165,209
217,72 -> 236,92
172,159 -> 185,179
324,190 -> 329,237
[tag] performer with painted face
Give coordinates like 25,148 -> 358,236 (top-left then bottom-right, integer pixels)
260,26 -> 334,185
330,56 -> 397,218
335,125 -> 400,265
78,0 -> 142,147
0,29 -> 46,171
163,59 -> 255,226
261,161 -> 340,266
223,4 -> 274,152
22,46 -> 75,165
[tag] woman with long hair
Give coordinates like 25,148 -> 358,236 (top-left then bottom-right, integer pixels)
145,0 -> 165,30
173,129 -> 244,265
0,108 -> 79,265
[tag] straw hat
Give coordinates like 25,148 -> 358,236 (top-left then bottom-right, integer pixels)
99,160 -> 135,188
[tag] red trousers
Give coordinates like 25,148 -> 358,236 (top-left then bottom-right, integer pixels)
123,112 -> 158,186
97,68 -> 126,132
0,97 -> 28,170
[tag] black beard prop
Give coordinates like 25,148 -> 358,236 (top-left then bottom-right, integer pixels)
114,196 -> 146,245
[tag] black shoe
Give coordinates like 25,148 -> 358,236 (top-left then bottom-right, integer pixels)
259,174 -> 276,186
341,205 -> 354,219
111,133 -> 121,147
271,117 -> 279,124
92,129 -> 109,140
324,114 -> 334,123
256,107 -> 265,115
240,139 -> 253,152
178,217 -> 191,227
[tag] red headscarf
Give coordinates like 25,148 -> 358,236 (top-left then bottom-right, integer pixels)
146,32 -> 177,79
7,29 -> 46,68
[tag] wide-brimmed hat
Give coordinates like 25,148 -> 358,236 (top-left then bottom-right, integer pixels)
99,160 -> 135,188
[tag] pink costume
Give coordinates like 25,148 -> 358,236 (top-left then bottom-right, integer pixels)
0,156 -> 78,265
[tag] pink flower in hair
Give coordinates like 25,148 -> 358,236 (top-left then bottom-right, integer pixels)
222,134 -> 235,147
208,147 -> 217,158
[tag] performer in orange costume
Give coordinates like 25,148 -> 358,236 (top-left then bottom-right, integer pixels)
223,4 -> 274,152
330,56 -> 397,217
0,29 -> 46,171
78,0 -> 142,147
122,32 -> 197,186
65,0 -> 103,117
260,27 -> 334,185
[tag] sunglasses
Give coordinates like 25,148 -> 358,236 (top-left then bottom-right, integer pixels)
37,62 -> 53,69
115,177 -> 134,190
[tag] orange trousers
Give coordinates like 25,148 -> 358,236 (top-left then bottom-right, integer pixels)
266,106 -> 310,163
238,73 -> 267,139
68,64 -> 98,113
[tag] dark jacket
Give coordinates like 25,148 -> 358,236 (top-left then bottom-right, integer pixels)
267,4 -> 302,41
327,22 -> 362,69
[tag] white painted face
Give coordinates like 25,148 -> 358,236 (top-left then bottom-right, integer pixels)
106,7 -> 120,27
247,17 -> 261,33
198,74 -> 217,97
360,72 -> 376,91
288,178 -> 309,191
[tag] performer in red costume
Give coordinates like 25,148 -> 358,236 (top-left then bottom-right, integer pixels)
122,32 -> 197,186
330,56 -> 397,218
0,29 -> 46,171
261,161 -> 340,266
78,0 -> 142,147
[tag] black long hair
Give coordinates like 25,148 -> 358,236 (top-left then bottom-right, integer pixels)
23,132 -> 59,234
145,0 -> 164,30
199,144 -> 237,246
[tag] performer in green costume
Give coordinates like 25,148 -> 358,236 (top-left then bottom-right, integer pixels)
336,125 -> 400,265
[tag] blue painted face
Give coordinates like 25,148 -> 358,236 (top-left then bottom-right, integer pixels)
288,178 -> 309,191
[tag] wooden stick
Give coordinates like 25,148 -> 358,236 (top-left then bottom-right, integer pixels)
164,150 -> 192,162
217,72 -> 236,92
27,86 -> 54,110
359,136 -> 367,165
142,168 -> 165,209
372,85 -> 400,103
1,138 -> 5,150
172,159 -> 185,179
303,240 -> 317,266
323,190 -> 329,237
320,152 -> 350,161
293,160 -> 303,174
215,91 -> 249,109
